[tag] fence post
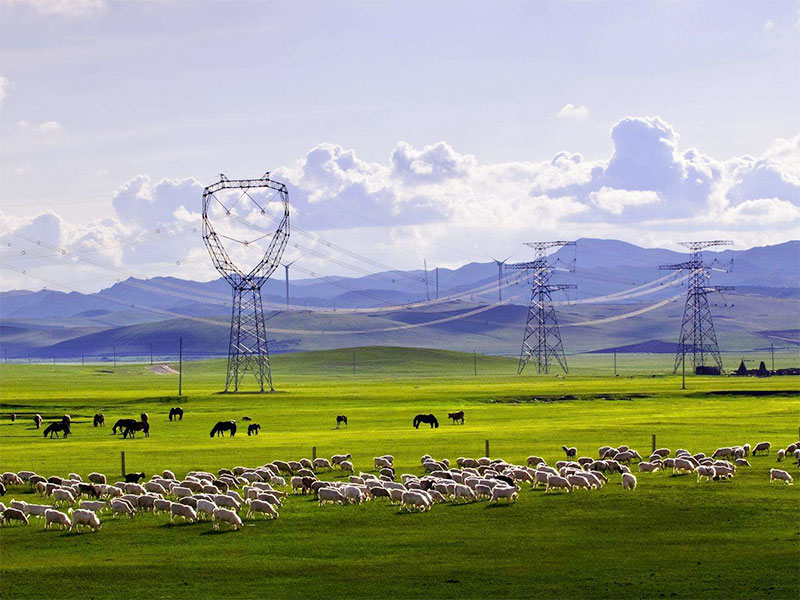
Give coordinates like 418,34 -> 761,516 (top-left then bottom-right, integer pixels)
312,446 -> 317,461
121,451 -> 126,477
651,433 -> 656,454
485,439 -> 490,458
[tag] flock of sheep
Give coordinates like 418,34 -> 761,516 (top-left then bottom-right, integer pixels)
0,437 -> 795,532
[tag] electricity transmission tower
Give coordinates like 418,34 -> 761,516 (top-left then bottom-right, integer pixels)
202,173 -> 290,392
509,241 -> 576,374
660,240 -> 734,374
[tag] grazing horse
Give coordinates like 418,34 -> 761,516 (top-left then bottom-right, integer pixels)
140,413 -> 149,424
10,413 -> 16,423
448,411 -> 465,425
336,415 -> 348,429
122,421 -> 149,438
62,414 -> 71,427
33,414 -> 42,429
93,413 -> 105,427
43,422 -> 71,438
247,423 -> 261,436
210,421 -> 237,437
168,407 -> 183,421
112,419 -> 138,435
413,414 -> 439,429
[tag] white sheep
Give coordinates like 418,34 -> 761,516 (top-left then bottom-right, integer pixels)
490,485 -> 518,504
153,499 -> 173,515
545,475 -> 571,493
343,485 -> 365,504
44,509 -> 71,530
752,441 -> 771,455
23,503 -> 50,518
673,458 -> 695,474
318,487 -> 347,506
621,473 -> 637,491
212,507 -> 242,530
696,465 -> 716,482
70,509 -> 101,532
144,481 -> 167,495
196,499 -> 218,520
313,458 -> 332,471
453,483 -> 476,503
769,469 -> 793,485
111,499 -> 135,519
567,474 -> 592,491
88,473 -> 106,485
170,502 -> 197,523
246,499 -> 279,519
638,462 -> 660,473
331,453 -> 352,466
400,490 -> 431,512
53,488 -> 76,506
80,500 -> 107,512
340,461 -> 354,473
171,486 -> 192,498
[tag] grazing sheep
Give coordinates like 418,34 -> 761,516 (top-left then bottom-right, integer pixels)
145,481 -> 167,495
769,469 -> 793,485
2,508 -> 28,526
340,461 -> 354,474
170,502 -> 197,523
752,441 -> 771,456
53,488 -> 76,506
735,458 -> 751,467
545,475 -> 572,493
343,485 -> 365,504
124,483 -> 146,495
214,494 -> 241,510
561,446 -> 577,460
638,462 -> 660,473
400,490 -> 431,512
490,485 -> 519,504
162,470 -> 176,480
23,503 -> 50,518
153,499 -> 173,515
673,458 -> 696,474
171,486 -> 192,498
567,474 -> 592,491
331,453 -> 352,467
621,473 -> 637,491
70,509 -> 101,532
195,499 -> 218,520
88,473 -> 106,485
696,465 -> 716,482
653,448 -> 670,458
776,449 -> 785,462
79,501 -> 107,512
213,507 -> 242,531
110,499 -> 134,519
318,487 -> 347,506
246,499 -> 279,519
711,447 -> 732,459
313,458 -> 332,471
2,472 -> 22,486
44,509 -> 71,530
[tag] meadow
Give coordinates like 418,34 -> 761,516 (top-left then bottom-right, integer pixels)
0,347 -> 798,599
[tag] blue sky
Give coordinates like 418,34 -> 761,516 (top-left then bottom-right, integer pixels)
0,0 -> 798,292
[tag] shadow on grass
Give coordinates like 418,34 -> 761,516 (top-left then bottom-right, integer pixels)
200,527 -> 239,536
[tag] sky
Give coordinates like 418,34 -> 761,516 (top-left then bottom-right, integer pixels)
0,0 -> 798,293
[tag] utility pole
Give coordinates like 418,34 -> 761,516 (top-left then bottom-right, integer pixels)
178,337 -> 183,396
473,350 -> 477,376
435,267 -> 439,299
352,351 -> 356,375
113,345 -> 116,366
660,241 -> 734,374
423,258 -> 430,301
508,242 -> 576,375
81,353 -> 84,366
681,347 -> 686,390
150,343 -> 154,366
771,343 -> 775,372
613,350 -> 617,376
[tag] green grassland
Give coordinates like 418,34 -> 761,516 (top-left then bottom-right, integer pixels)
1,347 -> 799,599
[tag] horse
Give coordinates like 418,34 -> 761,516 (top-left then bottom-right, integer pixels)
123,421 -> 149,438
43,422 -> 71,438
247,423 -> 261,436
242,416 -> 252,421
448,411 -> 465,425
93,413 -> 105,427
112,419 -> 138,434
140,413 -> 149,424
210,421 -> 237,437
62,414 -> 71,427
413,414 -> 439,429
336,415 -> 348,429
168,407 -> 183,421
33,414 -> 42,429
10,413 -> 15,423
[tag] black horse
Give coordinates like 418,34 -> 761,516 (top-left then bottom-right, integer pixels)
413,414 -> 439,429
123,421 -> 149,438
336,415 -> 348,429
112,418 -> 138,434
247,423 -> 261,436
448,411 -> 465,425
93,413 -> 105,427
33,414 -> 42,429
210,421 -> 237,437
169,407 -> 183,421
43,422 -> 71,438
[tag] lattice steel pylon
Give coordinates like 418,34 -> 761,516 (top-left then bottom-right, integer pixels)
660,240 -> 734,374
508,241 -> 576,374
202,173 -> 290,392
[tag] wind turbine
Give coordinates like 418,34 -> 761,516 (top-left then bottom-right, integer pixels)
283,258 -> 299,309
487,253 -> 514,302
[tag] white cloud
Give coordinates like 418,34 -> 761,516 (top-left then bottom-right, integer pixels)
762,20 -> 775,32
0,76 -> 12,105
589,187 -> 661,215
35,121 -> 61,133
3,115 -> 798,292
555,103 -> 589,119
5,0 -> 106,16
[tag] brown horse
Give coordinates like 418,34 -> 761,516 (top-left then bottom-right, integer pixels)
123,421 -> 149,438
93,413 -> 105,427
448,411 -> 465,425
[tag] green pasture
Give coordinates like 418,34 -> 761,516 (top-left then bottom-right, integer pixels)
0,347 -> 798,599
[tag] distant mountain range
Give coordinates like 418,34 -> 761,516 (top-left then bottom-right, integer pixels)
1,238 -> 798,360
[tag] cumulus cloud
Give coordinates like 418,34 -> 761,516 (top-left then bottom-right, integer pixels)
555,104 -> 589,119
5,0 -> 106,16
4,115 -> 799,292
0,76 -> 12,105
34,121 -> 61,133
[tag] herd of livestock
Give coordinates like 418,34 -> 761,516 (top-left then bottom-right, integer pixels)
0,437 -> 796,533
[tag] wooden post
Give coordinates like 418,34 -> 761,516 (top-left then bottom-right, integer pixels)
352,351 -> 355,375
178,337 -> 183,397
613,350 -> 617,376
473,351 -> 477,376
651,433 -> 656,454
312,446 -> 317,461
121,451 -> 126,477
485,439 -> 490,458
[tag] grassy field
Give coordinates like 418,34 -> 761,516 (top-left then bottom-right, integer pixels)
1,347 -> 799,599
